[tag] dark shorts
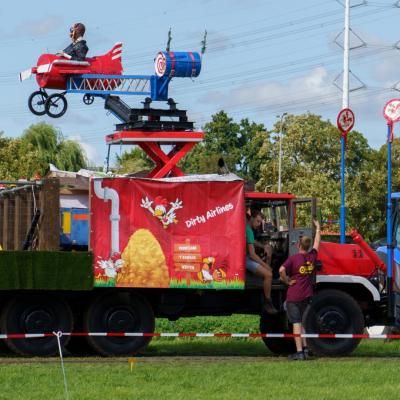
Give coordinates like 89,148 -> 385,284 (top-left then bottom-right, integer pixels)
286,298 -> 311,324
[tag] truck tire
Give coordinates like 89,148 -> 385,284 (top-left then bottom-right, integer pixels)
302,289 -> 364,357
259,313 -> 296,355
84,292 -> 155,356
0,294 -> 73,356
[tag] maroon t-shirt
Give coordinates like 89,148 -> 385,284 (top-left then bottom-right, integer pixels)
282,249 -> 318,302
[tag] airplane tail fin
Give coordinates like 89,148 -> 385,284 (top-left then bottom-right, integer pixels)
107,42 -> 123,73
109,42 -> 123,61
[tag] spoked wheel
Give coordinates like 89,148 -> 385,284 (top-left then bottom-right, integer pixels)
260,313 -> 296,355
302,289 -> 364,357
28,90 -> 48,116
83,94 -> 94,105
0,294 -> 73,356
84,292 -> 155,356
45,93 -> 68,118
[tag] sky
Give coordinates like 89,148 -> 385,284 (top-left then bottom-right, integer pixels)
1,0 -> 400,167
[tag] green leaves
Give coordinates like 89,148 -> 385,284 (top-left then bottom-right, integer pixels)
180,110 -> 388,241
115,147 -> 153,174
256,113 -> 385,240
0,122 -> 87,179
21,122 -> 87,174
0,137 -> 43,180
180,111 -> 268,181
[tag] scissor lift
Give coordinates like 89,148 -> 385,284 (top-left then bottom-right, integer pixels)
66,64 -> 204,177
104,96 -> 203,178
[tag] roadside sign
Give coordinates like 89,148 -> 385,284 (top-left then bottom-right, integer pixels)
383,99 -> 400,124
337,108 -> 355,134
337,108 -> 355,245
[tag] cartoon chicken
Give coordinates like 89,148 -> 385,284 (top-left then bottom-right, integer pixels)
95,253 -> 124,279
198,257 -> 215,283
141,196 -> 183,229
153,196 -> 169,221
213,265 -> 227,282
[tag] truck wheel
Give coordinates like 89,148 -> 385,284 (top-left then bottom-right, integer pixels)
28,90 -> 48,116
84,292 -> 155,356
302,289 -> 364,357
259,313 -> 296,355
0,295 -> 73,356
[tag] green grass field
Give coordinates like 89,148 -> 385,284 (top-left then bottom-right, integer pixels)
1,315 -> 400,400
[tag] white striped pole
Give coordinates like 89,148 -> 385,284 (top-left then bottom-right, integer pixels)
0,332 -> 400,340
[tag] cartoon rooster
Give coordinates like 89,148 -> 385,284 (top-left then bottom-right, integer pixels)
153,196 -> 169,220
141,196 -> 183,229
198,257 -> 215,283
95,253 -> 124,279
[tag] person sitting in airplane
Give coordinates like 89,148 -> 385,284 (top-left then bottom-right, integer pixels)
57,23 -> 88,61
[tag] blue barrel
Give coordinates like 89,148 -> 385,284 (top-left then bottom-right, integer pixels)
155,51 -> 201,78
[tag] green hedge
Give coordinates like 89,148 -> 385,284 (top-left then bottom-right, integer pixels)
0,251 -> 93,290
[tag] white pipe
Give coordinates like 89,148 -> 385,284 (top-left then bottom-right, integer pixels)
342,0 -> 350,109
93,179 -> 120,255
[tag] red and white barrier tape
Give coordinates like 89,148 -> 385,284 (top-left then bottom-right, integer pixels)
0,332 -> 400,340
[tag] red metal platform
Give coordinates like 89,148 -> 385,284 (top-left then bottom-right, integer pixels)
106,130 -> 204,178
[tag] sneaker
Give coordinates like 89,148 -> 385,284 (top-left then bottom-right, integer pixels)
263,299 -> 279,315
288,351 -> 305,361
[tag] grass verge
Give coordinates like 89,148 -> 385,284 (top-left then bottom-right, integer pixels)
1,345 -> 400,400
1,315 -> 400,399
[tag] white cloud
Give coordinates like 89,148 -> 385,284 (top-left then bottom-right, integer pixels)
369,53 -> 400,87
68,134 -> 98,164
200,66 -> 336,113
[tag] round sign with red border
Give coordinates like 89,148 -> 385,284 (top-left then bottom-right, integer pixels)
337,108 -> 355,133
383,99 -> 400,124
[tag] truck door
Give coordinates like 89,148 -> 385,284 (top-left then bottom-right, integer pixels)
288,198 -> 317,256
392,194 -> 400,292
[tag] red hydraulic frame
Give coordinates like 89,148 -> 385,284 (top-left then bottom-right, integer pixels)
106,130 -> 204,178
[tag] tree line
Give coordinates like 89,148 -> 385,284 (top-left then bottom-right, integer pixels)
0,122 -> 86,180
179,111 -> 394,241
2,113 -> 396,240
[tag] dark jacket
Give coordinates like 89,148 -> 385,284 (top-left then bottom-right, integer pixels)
63,40 -> 89,61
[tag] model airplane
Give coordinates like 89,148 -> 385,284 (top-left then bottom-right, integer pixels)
20,43 -> 202,119
20,43 -> 123,118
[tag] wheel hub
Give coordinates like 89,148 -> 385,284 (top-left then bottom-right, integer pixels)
107,309 -> 137,332
317,309 -> 347,334
24,309 -> 54,332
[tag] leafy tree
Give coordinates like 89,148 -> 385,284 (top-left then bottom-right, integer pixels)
115,147 -> 153,174
0,137 -> 43,180
180,111 -> 268,181
21,122 -> 87,174
256,113 -> 384,240
366,138 -> 400,238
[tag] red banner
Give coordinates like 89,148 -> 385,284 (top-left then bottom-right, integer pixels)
90,177 -> 245,289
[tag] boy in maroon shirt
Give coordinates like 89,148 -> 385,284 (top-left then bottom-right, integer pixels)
279,219 -> 321,360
